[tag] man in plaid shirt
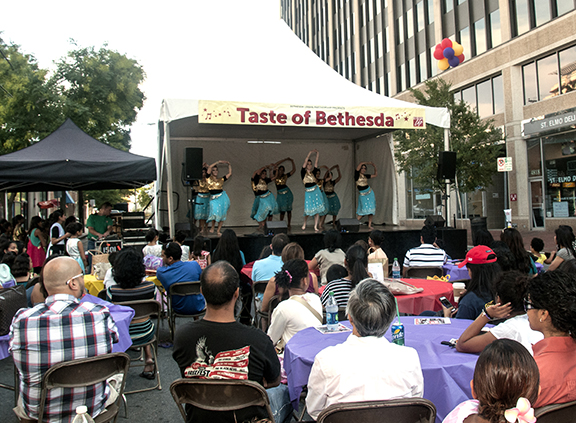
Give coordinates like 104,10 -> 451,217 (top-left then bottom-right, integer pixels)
10,257 -> 119,422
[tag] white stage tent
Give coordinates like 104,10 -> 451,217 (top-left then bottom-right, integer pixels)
157,16 -> 449,235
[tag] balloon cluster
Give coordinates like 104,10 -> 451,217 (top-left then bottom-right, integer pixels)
433,38 -> 465,70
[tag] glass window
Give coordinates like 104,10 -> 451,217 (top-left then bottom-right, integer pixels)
407,8 -> 414,38
537,54 -> 559,101
492,75 -> 504,114
527,139 -> 542,178
427,0 -> 434,24
378,32 -> 383,58
370,38 -> 375,63
363,43 -> 368,67
416,1 -> 425,32
408,58 -> 416,86
376,0 -> 382,15
557,0 -> 574,16
406,174 -> 442,219
477,79 -> 493,118
534,1 -> 551,27
386,72 -> 392,95
543,133 -> 576,218
399,63 -> 406,91
419,51 -> 427,82
523,62 -> 538,104
489,10 -> 501,48
397,16 -> 404,43
474,18 -> 487,55
514,0 -> 530,36
444,0 -> 454,13
386,26 -> 390,52
462,85 -> 477,111
559,46 -> 576,95
430,46 -> 438,77
459,27 -> 471,59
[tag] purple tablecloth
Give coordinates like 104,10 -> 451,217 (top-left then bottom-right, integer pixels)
442,262 -> 469,281
284,317 -> 479,422
0,334 -> 9,360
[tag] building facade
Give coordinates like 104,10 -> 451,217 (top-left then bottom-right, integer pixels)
280,0 -> 576,231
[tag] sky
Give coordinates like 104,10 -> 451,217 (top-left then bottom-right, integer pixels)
1,0 -> 280,158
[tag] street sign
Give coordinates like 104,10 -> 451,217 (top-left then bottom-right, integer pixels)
498,157 -> 513,172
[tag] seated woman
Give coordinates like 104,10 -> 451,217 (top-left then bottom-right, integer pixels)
174,230 -> 191,261
308,229 -> 345,286
107,248 -> 157,380
267,259 -> 323,349
546,225 -> 576,271
443,339 -> 540,423
142,228 -> 162,257
455,271 -> 543,354
190,235 -> 211,269
500,228 -> 537,275
368,230 -> 388,261
320,244 -> 369,308
443,246 -> 499,320
527,271 -> 576,407
261,242 -> 318,313
10,253 -> 33,286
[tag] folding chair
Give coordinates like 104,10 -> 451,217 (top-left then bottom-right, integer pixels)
168,281 -> 206,340
113,299 -> 162,394
170,378 -> 275,423
15,352 -> 130,423
252,280 -> 270,329
316,398 -> 436,423
405,267 -> 444,279
535,400 -> 576,423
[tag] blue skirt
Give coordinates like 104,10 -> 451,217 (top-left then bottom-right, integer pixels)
194,193 -> 210,220
357,187 -> 376,216
275,187 -> 293,212
304,185 -> 327,216
250,196 -> 260,219
253,191 -> 278,222
326,192 -> 341,216
207,191 -> 230,222
319,191 -> 329,216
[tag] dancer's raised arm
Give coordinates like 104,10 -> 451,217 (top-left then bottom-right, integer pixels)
275,157 -> 296,176
330,165 -> 342,183
303,150 -> 315,168
369,161 -> 378,178
223,161 -> 232,179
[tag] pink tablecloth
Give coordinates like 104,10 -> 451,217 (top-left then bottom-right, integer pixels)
395,279 -> 454,315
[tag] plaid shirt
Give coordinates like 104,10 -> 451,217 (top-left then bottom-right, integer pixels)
9,294 -> 118,422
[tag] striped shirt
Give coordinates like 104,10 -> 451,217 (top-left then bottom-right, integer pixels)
403,244 -> 447,268
9,294 -> 118,422
320,278 -> 353,308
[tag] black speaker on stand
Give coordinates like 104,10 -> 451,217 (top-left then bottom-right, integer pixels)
265,221 -> 288,235
437,151 -> 456,228
337,218 -> 360,233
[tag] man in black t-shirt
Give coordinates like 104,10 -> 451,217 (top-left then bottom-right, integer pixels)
172,261 -> 291,423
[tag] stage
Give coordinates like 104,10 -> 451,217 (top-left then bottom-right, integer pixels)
190,224 -> 467,270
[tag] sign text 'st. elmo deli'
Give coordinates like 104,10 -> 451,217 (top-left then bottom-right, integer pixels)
198,100 -> 426,130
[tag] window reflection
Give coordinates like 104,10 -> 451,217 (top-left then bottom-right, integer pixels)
523,62 -> 538,104
493,75 -> 504,114
416,1 -> 425,32
543,134 -> 576,218
459,27 -> 471,59
462,85 -> 477,111
474,18 -> 487,55
444,0 -> 454,13
514,0 -> 530,36
427,0 -> 434,23
407,8 -> 414,38
537,54 -> 559,101
477,79 -> 492,118
489,10 -> 501,48
557,0 -> 574,16
559,46 -> 576,95
534,1 -> 551,27
419,51 -> 427,82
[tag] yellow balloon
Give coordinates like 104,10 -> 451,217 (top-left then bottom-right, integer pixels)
452,41 -> 464,56
438,58 -> 449,70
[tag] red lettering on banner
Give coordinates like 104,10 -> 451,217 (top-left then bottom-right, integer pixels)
345,112 -> 355,126
292,113 -> 303,124
366,116 -> 374,126
259,112 -> 268,124
337,113 -> 345,126
277,113 -> 287,124
385,116 -> 394,127
237,107 -> 250,123
374,114 -> 384,127
327,115 -> 337,125
304,110 -> 311,125
357,116 -> 365,126
316,111 -> 326,125
248,112 -> 259,123
269,110 -> 277,124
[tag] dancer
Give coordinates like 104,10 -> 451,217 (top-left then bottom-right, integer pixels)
355,161 -> 378,230
192,163 -> 210,234
206,160 -> 232,236
315,166 -> 330,230
323,165 -> 342,227
301,150 -> 326,232
251,164 -> 278,232
272,157 -> 295,228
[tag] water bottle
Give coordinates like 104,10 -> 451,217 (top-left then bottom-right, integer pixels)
326,291 -> 339,332
72,406 -> 95,423
392,258 -> 401,279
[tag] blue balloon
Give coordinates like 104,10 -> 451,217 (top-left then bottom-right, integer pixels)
448,56 -> 460,67
443,47 -> 455,59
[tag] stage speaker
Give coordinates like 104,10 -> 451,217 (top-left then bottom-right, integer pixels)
338,218 -> 360,233
266,221 -> 288,235
425,215 -> 445,228
185,147 -> 204,181
437,151 -> 457,181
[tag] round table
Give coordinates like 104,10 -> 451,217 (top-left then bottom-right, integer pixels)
393,279 -> 454,315
284,317 -> 479,422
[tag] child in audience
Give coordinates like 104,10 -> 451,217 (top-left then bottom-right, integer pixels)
174,230 -> 191,261
443,339 -> 539,423
530,237 -> 552,265
65,222 -> 87,273
190,235 -> 211,269
142,228 -> 162,257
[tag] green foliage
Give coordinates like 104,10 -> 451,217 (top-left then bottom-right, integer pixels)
84,189 -> 131,208
394,79 -> 503,193
135,185 -> 154,211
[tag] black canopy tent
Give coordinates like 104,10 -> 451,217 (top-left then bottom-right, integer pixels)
0,119 -> 156,192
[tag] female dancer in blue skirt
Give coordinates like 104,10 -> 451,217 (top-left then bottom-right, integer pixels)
272,157 -> 295,229
315,166 -> 330,230
206,160 -> 232,236
192,164 -> 210,234
251,164 -> 278,232
355,161 -> 378,230
323,164 -> 342,227
301,149 -> 326,232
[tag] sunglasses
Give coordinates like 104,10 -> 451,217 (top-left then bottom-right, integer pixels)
523,298 -> 536,311
66,273 -> 84,286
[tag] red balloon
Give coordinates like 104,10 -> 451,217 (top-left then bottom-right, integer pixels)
433,48 -> 444,60
458,54 -> 465,63
441,38 -> 453,49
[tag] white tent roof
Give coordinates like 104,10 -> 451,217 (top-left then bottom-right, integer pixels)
158,18 -> 449,129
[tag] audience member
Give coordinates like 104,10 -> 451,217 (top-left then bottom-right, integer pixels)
403,224 -> 447,276
472,228 -> 494,247
12,214 -> 26,242
527,271 -> 576,407
325,263 -> 348,284
529,237 -> 547,264
158,230 -> 170,244
0,238 -> 18,262
157,242 -> 205,314
86,202 -> 114,268
267,259 -> 322,349
308,229 -> 345,285
190,235 -> 211,269
46,210 -> 69,257
320,244 -> 369,307
353,239 -> 370,252
211,229 -> 245,274
251,233 -> 289,283
547,225 -> 576,271
103,251 -> 118,289
172,261 -> 290,423
500,228 -> 537,275
10,256 -> 119,421
10,253 -> 33,286
443,339 -> 539,423
368,230 -> 388,260
142,228 -> 162,257
174,230 -> 191,261
490,241 -> 516,272
455,271 -> 543,354
65,222 -> 87,273
27,216 -> 46,273
307,279 -> 424,419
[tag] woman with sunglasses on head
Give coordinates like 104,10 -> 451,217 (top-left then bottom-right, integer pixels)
526,271 -> 576,407
546,225 -> 576,271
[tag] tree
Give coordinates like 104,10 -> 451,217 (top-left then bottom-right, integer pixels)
394,79 -> 502,194
50,43 -> 146,151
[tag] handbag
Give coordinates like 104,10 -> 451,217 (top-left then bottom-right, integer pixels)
382,278 -> 424,295
90,250 -> 110,280
0,285 -> 27,336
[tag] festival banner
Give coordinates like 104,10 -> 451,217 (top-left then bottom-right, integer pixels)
198,100 -> 426,129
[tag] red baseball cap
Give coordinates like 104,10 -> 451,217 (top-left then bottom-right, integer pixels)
457,245 -> 498,268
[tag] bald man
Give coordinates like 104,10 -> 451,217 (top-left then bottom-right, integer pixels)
10,257 -> 119,422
